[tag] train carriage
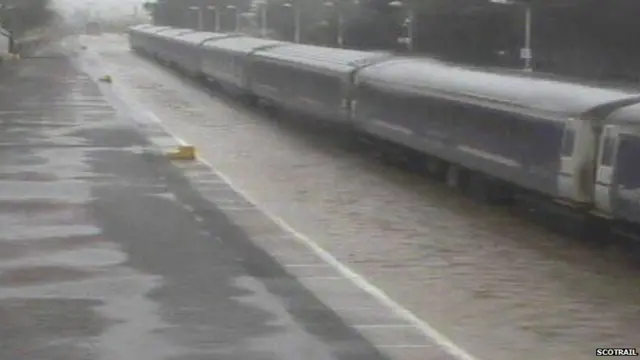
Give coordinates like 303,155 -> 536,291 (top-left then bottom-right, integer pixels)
0,27 -> 11,62
170,32 -> 239,77
597,104 -> 640,226
127,24 -> 154,52
200,36 -> 288,97
248,44 -> 390,123
128,25 -> 172,55
126,24 -> 640,236
146,28 -> 198,65
352,58 -> 640,205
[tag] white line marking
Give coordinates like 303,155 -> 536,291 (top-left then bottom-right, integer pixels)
212,199 -> 245,204
196,181 -> 229,185
330,306 -> 391,312
195,160 -> 481,360
377,345 -> 433,349
111,83 -> 480,360
298,277 -> 343,280
284,264 -> 331,268
353,324 -> 415,329
217,206 -> 255,211
255,235 -> 294,241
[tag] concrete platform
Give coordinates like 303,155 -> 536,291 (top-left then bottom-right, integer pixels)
0,53 -> 397,360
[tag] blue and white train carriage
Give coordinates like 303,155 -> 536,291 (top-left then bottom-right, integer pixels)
351,57 -> 640,210
597,104 -> 640,232
248,44 -> 390,123
199,36 -> 287,97
126,24 -> 640,237
0,27 -> 12,61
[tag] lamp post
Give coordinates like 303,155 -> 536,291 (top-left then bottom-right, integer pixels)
188,6 -> 203,30
524,3 -> 532,71
490,0 -> 532,71
226,5 -> 240,32
323,1 -> 344,48
389,0 -> 413,51
206,6 -> 220,32
253,0 -> 268,37
282,2 -> 300,43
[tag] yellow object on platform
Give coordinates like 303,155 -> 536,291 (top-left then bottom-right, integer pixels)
167,145 -> 196,161
99,75 -> 112,83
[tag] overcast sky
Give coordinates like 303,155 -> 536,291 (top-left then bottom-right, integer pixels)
52,0 -> 147,20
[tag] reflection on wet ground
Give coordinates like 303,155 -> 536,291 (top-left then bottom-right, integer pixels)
0,50 -> 392,359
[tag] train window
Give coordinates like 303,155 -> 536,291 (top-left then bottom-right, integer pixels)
600,136 -> 615,166
561,128 -> 575,156
615,136 -> 640,187
406,94 -> 431,128
300,71 -> 341,104
259,61 -> 283,84
447,103 -> 506,153
524,120 -> 563,167
359,84 -> 389,116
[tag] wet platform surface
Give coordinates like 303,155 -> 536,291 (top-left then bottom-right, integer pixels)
0,53 -> 400,360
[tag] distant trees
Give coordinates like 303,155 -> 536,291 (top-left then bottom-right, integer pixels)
0,0 -> 55,35
149,0 -> 252,31
412,0 -> 640,82
147,0 -> 640,83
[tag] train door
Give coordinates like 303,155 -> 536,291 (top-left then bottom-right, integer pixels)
558,118 -> 578,200
0,28 -> 10,60
594,125 -> 618,213
348,73 -> 364,124
558,117 -> 598,203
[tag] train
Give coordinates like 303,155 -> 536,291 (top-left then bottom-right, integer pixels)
0,27 -> 11,61
127,24 -> 640,238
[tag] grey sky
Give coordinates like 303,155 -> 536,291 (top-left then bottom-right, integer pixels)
52,0 -> 146,20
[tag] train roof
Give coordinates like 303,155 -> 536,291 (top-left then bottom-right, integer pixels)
174,31 -> 235,45
128,24 -> 152,32
201,36 -> 287,54
132,25 -> 172,34
604,103 -> 640,126
255,43 -> 391,73
358,57 -> 640,119
152,28 -> 197,38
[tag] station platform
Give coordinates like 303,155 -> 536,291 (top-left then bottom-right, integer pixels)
0,52 -> 397,360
